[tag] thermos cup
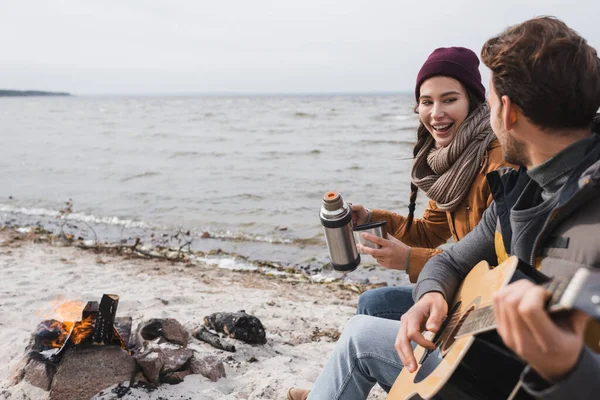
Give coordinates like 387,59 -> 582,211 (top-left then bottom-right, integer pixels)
319,191 -> 360,272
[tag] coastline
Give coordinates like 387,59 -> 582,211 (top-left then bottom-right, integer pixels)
0,228 -> 388,399
0,90 -> 71,97
0,208 -> 411,287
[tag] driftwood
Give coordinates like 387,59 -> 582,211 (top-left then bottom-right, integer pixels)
192,327 -> 236,352
204,310 -> 267,344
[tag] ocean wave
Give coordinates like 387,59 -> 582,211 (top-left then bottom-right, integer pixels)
0,203 -> 149,228
357,139 -> 415,146
195,255 -> 259,272
257,149 -> 322,157
293,112 -> 317,118
120,171 -> 162,182
0,203 -> 326,254
168,151 -> 202,159
203,229 -> 293,245
371,113 -> 416,121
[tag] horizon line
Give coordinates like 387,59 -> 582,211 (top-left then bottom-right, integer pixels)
1,89 -> 413,98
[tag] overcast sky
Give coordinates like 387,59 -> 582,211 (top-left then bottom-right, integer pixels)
1,0 -> 598,95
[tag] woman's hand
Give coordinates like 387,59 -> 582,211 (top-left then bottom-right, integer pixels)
350,204 -> 370,226
357,233 -> 410,270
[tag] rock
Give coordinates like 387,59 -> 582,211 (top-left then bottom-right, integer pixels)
134,349 -> 163,385
189,355 -> 226,382
132,371 -> 152,387
162,369 -> 192,385
134,346 -> 193,383
161,348 -> 193,374
49,346 -> 136,400
137,318 -> 189,347
7,355 -> 29,386
23,358 -> 57,391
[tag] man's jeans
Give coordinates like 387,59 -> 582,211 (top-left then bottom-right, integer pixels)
307,314 -> 407,400
307,287 -> 416,400
356,285 -> 415,320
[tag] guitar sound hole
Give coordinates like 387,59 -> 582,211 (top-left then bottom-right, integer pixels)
441,306 -> 475,352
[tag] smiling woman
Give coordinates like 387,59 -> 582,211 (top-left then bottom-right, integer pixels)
286,46 -> 514,400
350,47 -> 510,282
349,47 -> 514,328
417,77 -> 469,147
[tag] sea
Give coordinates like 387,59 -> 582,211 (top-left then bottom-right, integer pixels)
0,94 -> 429,285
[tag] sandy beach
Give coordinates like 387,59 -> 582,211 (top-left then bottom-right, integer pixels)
0,228 -> 388,400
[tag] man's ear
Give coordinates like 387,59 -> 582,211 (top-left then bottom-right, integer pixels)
501,95 -> 518,131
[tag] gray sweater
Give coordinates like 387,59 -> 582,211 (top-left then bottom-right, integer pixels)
413,135 -> 600,400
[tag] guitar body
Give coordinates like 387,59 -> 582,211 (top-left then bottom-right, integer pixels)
387,256 -> 531,400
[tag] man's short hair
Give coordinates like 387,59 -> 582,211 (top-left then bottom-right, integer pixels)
482,16 -> 600,131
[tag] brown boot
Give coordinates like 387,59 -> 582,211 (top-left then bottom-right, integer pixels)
287,388 -> 310,400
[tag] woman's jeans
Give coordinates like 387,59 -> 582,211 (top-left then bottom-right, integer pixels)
356,285 -> 415,320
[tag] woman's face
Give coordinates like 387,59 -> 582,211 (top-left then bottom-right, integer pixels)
417,76 -> 470,147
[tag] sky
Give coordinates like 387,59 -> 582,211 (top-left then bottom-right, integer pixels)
1,0 -> 599,95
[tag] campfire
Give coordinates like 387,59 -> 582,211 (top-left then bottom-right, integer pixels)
36,294 -> 129,362
10,293 -> 233,400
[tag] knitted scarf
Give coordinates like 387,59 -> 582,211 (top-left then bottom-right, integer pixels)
411,103 -> 496,211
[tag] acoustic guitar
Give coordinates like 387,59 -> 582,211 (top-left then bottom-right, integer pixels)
387,256 -> 600,400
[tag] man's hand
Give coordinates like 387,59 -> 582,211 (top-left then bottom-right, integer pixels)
357,233 -> 410,270
493,280 -> 590,382
396,292 -> 448,373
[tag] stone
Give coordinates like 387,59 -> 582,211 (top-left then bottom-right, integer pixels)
189,355 -> 226,382
137,318 -> 189,347
161,348 -> 193,374
134,349 -> 163,385
162,369 -> 192,385
49,346 -> 136,400
7,355 -> 29,386
23,358 -> 56,391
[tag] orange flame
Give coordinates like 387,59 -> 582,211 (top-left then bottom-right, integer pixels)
70,316 -> 94,345
37,298 -> 91,348
37,297 -> 85,321
36,296 -> 127,351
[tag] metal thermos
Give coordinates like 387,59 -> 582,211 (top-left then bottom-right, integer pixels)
319,191 -> 360,272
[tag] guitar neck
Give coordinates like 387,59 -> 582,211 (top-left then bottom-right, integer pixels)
454,267 -> 599,339
454,306 -> 496,338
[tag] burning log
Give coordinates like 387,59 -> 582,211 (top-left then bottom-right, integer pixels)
24,294 -> 130,366
192,326 -> 236,352
93,294 -> 120,345
12,296 -> 224,396
204,310 -> 267,344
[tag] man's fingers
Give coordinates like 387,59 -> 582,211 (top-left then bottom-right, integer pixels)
494,280 -> 537,355
406,314 -> 436,350
425,300 -> 447,333
395,320 -> 417,372
517,285 -> 556,353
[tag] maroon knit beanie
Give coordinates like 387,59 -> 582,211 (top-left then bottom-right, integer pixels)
415,47 -> 486,103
